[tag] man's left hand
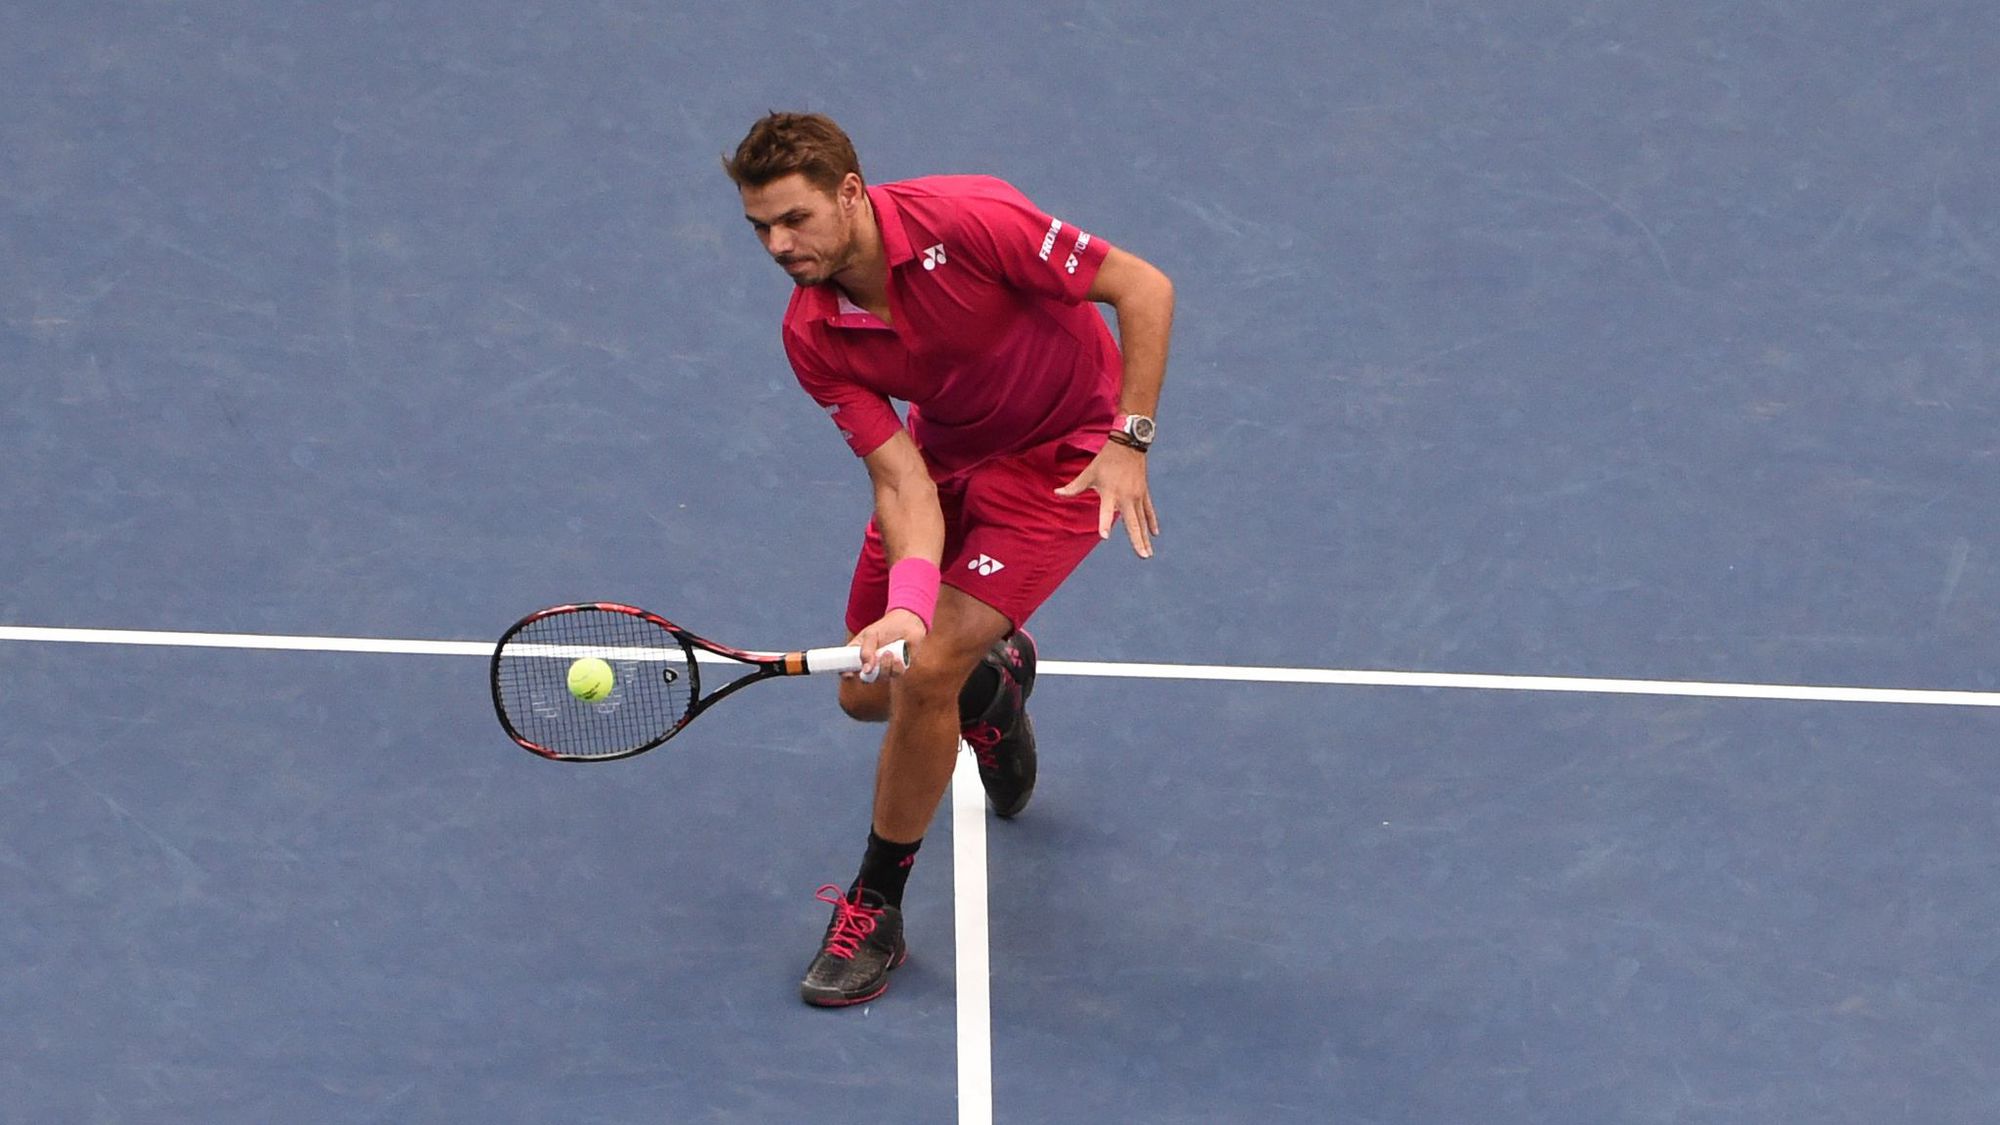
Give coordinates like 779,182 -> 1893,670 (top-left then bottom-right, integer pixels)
1056,442 -> 1159,558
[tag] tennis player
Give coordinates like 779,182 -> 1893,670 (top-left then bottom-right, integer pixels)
725,112 -> 1174,1007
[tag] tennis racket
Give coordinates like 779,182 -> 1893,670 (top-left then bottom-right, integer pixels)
490,602 -> 906,763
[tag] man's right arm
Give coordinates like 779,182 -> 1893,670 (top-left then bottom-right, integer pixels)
851,430 -> 944,674
864,430 -> 944,567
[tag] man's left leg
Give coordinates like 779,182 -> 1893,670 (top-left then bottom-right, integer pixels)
959,629 -> 1038,817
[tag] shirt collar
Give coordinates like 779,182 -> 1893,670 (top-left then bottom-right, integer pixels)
811,287 -> 887,330
798,183 -> 909,329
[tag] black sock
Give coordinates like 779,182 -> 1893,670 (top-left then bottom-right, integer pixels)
851,830 -> 923,908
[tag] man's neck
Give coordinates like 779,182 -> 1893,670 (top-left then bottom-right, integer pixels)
832,194 -> 890,316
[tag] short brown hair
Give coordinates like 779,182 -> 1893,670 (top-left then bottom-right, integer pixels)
723,112 -> 863,194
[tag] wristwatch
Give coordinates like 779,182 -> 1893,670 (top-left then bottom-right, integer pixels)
1107,413 -> 1156,452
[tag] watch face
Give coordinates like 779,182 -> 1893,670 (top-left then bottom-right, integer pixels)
1129,416 -> 1156,442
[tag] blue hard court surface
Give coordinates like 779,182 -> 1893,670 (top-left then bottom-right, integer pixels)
4,3 -> 1998,1122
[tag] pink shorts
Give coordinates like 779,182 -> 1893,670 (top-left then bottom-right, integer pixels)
846,438 -> 1105,634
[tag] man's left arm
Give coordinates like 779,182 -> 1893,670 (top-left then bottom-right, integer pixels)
1056,246 -> 1175,558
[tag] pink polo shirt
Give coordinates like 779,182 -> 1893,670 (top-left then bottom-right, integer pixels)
780,176 -> 1120,477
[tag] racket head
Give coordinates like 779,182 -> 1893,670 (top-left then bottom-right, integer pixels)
490,603 -> 703,762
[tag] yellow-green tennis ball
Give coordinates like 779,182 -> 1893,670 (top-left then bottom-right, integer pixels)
567,657 -> 615,702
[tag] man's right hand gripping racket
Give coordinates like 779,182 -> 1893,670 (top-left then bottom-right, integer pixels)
490,602 -> 905,762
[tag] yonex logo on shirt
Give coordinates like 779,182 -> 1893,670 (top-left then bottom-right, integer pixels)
1065,232 -> 1091,275
783,179 -> 1121,477
968,554 -> 1005,576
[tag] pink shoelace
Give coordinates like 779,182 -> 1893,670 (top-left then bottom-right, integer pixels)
815,884 -> 882,959
961,722 -> 1004,769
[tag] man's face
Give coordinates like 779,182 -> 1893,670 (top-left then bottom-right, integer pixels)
740,172 -> 860,288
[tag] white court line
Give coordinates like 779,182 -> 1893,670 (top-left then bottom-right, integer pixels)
5,621 -> 1997,1125
949,748 -> 993,1125
2,624 -> 1998,708
1038,659 -> 2000,707
0,625 -> 493,657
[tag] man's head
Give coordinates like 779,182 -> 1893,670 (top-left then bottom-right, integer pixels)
726,112 -> 868,288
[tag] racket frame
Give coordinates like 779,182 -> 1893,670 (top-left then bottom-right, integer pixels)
490,602 -> 887,762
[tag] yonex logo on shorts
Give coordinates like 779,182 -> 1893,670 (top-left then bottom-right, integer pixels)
922,243 -> 947,270
968,554 -> 1005,576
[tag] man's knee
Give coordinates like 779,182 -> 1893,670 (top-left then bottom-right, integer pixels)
899,653 -> 969,702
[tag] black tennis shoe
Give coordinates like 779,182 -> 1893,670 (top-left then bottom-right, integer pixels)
962,630 -> 1038,818
799,884 -> 907,1008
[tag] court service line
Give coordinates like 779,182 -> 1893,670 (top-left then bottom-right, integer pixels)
949,749 -> 993,1125
1037,659 -> 2000,708
3,625 -> 1998,708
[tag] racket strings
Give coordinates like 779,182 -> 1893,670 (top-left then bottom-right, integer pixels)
494,609 -> 697,760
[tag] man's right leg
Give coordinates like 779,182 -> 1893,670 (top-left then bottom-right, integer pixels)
803,591 -> 1013,1007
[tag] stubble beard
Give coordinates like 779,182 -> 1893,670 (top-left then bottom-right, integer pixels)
789,221 -> 859,289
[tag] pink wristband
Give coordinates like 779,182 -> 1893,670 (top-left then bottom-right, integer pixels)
886,558 -> 941,630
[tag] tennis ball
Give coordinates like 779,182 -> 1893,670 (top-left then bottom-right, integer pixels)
567,657 -> 615,702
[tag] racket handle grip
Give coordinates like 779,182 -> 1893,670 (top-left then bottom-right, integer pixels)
805,639 -> 908,682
